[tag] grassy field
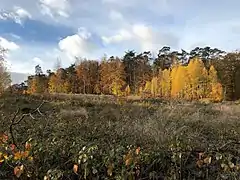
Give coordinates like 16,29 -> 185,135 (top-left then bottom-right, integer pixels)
1,93 -> 240,179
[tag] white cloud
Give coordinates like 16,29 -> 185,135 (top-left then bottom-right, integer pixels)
58,27 -> 97,60
109,10 -> 123,20
77,27 -> 92,39
132,24 -> 152,40
32,57 -> 43,64
0,37 -> 19,51
39,0 -> 70,18
101,24 -> 155,51
14,6 -> 32,19
132,24 -> 155,51
101,23 -> 179,52
0,37 -> 21,74
102,29 -> 132,44
8,61 -> 35,74
0,7 -> 31,25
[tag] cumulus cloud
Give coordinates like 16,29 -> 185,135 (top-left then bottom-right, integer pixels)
2,0 -> 240,78
14,6 -> 32,19
132,24 -> 157,51
132,24 -> 152,40
0,6 -> 31,25
0,37 -> 21,74
58,27 -> 98,60
39,0 -> 70,18
0,37 -> 19,51
101,23 -> 179,52
102,29 -> 132,44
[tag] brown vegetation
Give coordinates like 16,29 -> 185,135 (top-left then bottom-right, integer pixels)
1,94 -> 240,179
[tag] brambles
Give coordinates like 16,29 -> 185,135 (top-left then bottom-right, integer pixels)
0,133 -> 34,178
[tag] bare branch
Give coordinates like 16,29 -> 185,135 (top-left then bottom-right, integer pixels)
9,101 -> 46,148
0,103 -> 4,109
30,101 -> 45,116
29,113 -> 35,119
9,108 -> 20,147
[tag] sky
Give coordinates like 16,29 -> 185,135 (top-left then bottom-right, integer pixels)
1,0 -> 240,83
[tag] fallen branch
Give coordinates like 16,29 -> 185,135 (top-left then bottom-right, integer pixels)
9,101 -> 45,148
9,108 -> 20,147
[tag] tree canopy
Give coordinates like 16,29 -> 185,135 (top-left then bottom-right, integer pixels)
11,46 -> 240,101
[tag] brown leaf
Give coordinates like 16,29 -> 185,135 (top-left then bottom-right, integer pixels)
107,164 -> 113,177
25,142 -> 31,150
125,157 -> 133,166
203,157 -> 212,164
135,147 -> 140,155
73,164 -> 78,174
14,165 -> 24,178
196,160 -> 203,168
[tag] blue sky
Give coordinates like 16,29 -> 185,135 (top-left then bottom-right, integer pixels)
1,0 -> 240,79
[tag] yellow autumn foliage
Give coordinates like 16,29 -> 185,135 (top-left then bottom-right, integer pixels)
144,58 -> 223,101
151,77 -> 158,96
209,65 -> 223,102
161,69 -> 171,98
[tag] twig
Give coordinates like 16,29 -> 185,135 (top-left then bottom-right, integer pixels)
0,102 -> 4,109
218,140 -> 240,150
30,101 -> 45,115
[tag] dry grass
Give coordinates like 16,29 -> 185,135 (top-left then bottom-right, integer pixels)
1,93 -> 240,179
60,107 -> 89,119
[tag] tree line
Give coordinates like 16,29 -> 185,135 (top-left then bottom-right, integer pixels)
8,46 -> 240,101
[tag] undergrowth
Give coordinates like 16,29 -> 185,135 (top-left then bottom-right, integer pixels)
0,94 -> 240,179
